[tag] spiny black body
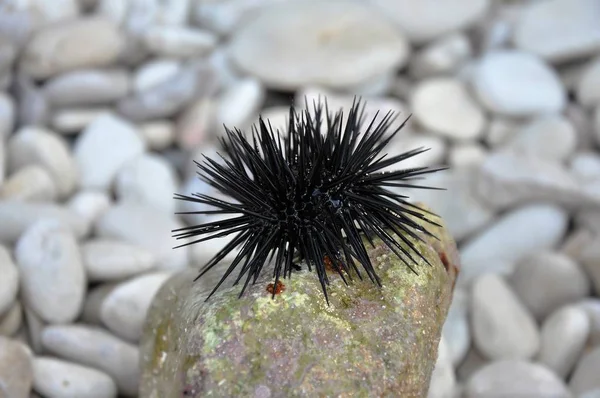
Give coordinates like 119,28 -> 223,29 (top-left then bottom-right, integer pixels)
172,98 -> 446,305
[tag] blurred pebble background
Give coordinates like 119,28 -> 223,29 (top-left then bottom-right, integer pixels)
0,0 -> 600,397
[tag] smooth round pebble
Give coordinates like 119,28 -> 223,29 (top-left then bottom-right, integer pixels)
100,272 -> 171,342
51,107 -> 111,135
0,301 -> 22,337
411,77 -> 486,141
538,305 -> 590,378
408,33 -> 472,78
138,120 -> 174,150
67,191 -> 111,227
0,92 -> 14,139
217,78 -> 265,130
578,56 -> 600,108
0,246 -> 19,317
472,51 -> 566,116
81,284 -> 117,326
427,337 -> 456,398
471,274 -> 540,360
7,126 -> 78,198
0,337 -> 33,398
571,152 -> 600,181
573,238 -> 600,296
82,239 -> 156,282
465,360 -> 571,398
448,143 -> 487,168
570,346 -> 600,396
176,98 -> 215,150
142,26 -> 217,58
510,252 -> 590,321
32,357 -> 117,398
0,165 -> 57,202
15,219 -> 86,324
41,324 -> 139,396
579,299 -> 600,346
228,0 -> 410,90
442,289 -> 470,366
133,59 -> 181,94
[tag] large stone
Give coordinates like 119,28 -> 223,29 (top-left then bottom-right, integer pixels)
139,204 -> 460,397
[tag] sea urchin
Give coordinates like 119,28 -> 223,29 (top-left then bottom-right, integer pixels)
173,98 -> 446,304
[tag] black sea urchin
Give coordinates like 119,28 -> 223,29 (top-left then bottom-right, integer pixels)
172,98 -> 446,304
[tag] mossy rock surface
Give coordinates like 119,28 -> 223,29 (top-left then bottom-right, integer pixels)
139,203 -> 460,397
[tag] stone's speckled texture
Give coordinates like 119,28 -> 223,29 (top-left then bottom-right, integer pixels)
139,204 -> 459,397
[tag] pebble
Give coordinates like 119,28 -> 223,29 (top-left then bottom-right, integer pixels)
577,56 -> 600,108
484,117 -> 521,148
82,239 -> 156,282
217,78 -> 265,130
192,0 -> 272,35
41,324 -> 139,396
43,69 -> 131,107
442,289 -> 470,366
67,191 -> 111,227
581,390 -> 600,398
465,360 -> 571,398
176,98 -> 215,150
98,0 -> 191,30
15,219 -> 86,324
14,72 -> 49,126
566,104 -> 596,150
471,274 -> 540,360
23,306 -> 45,354
32,357 -> 117,398
5,0 -> 79,31
384,132 -> 447,170
20,17 -> 124,79
579,299 -> 600,346
74,113 -> 146,190
448,143 -> 487,168
411,77 -> 486,141
456,347 -> 489,383
7,126 -> 78,198
0,337 -> 33,398
371,0 -> 490,43
505,115 -> 577,162
571,234 -> 600,295
228,0 -> 410,90
538,305 -> 590,379
570,346 -> 600,396
51,107 -> 111,135
471,51 -> 566,116
513,0 -> 600,63
596,105 -> 600,146
458,204 -> 568,287
138,120 -> 174,150
0,301 -> 22,337
133,59 -> 181,94
100,272 -> 171,342
0,136 -> 4,186
81,283 -> 117,326
409,33 -> 472,79
0,245 -> 18,318
0,201 -> 88,244
427,337 -> 457,398
142,26 -> 217,58
0,92 -> 14,139
114,153 -> 179,214
0,36 -> 17,78
96,202 -> 189,271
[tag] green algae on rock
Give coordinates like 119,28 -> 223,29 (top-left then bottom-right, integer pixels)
139,203 -> 460,397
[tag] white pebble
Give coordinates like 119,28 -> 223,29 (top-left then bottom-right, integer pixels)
0,245 -> 18,317
409,33 -> 472,78
448,143 -> 487,168
143,26 -> 217,58
81,284 -> 117,326
7,126 -> 78,198
442,289 -> 470,366
0,165 -> 57,202
577,56 -> 600,108
51,107 -> 111,135
427,337 -> 456,398
100,272 -> 171,342
217,78 -> 265,130
32,356 -> 117,398
570,346 -> 600,396
41,324 -> 139,396
538,305 -> 590,378
579,299 -> 600,346
67,190 -> 111,227
0,92 -> 15,139
471,274 -> 540,360
0,337 -> 33,398
0,301 -> 22,337
133,59 -> 181,94
82,239 -> 156,282
176,98 -> 215,150
138,120 -> 174,150
74,113 -> 146,191
570,152 -> 600,181
472,50 -> 566,116
15,220 -> 86,324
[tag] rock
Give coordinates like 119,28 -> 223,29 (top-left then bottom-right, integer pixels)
82,239 -> 156,282
474,151 -> 589,210
596,105 -> 600,146
142,26 -> 217,58
411,77 -> 486,141
0,201 -> 88,244
216,78 -> 265,131
2,0 -> 79,33
22,304 -> 45,354
0,337 -> 33,398
505,115 -> 577,162
471,274 -> 540,360
370,0 -> 490,43
458,204 -> 568,287
510,252 -> 591,321
0,138 -> 4,186
139,204 -> 460,397
138,120 -> 174,150
67,190 -> 111,227
484,117 -> 521,148
100,272 -> 171,342
579,299 -> 600,346
229,0 -> 410,90
43,68 -> 131,107
571,233 -> 600,295
96,202 -> 189,271
427,337 -> 457,398
81,283 -> 117,326
382,132 -> 447,169
465,360 -> 570,398
192,0 -> 282,35
41,324 -> 139,396
0,301 -> 22,337
176,98 -> 215,150
98,0 -> 190,30
578,56 -> 600,108
571,152 -> 600,181
13,72 -> 49,126
409,33 -> 472,79
448,143 -> 487,168
538,305 -> 590,378
581,389 -> 600,398
570,346 -> 600,396
566,104 -> 596,150
0,92 -> 14,139
456,347 -> 489,383
20,17 -> 124,79
51,107 -> 111,135
7,126 -> 78,198
114,153 -> 178,214
471,51 -> 566,116
74,113 -> 146,190
513,0 -> 600,63
0,245 -> 18,318
15,220 -> 86,324
32,357 -> 117,398
0,36 -> 17,78
442,289 -> 470,366
133,59 -> 181,94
